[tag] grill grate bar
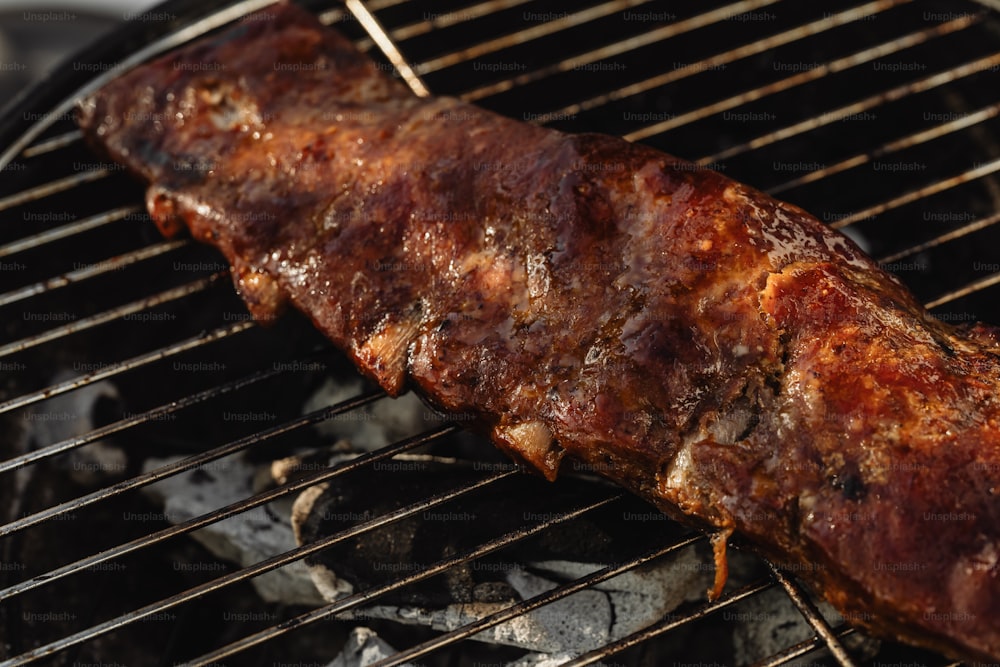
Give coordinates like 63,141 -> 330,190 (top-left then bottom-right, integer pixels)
0,424 -> 455,602
21,130 -> 84,159
1,469 -> 521,667
544,0 -> 912,121
182,492 -> 625,667
417,0 -> 652,75
925,270 -> 1000,309
0,390 -> 383,539
353,0 -> 538,52
0,351 -> 310,475
831,156 -> 1000,229
768,102 -> 1000,196
316,0 -> 410,26
878,210 -> 1000,263
0,320 -> 252,416
344,0 -> 431,97
767,561 -> 855,667
0,239 -> 188,307
462,0 -> 782,103
0,271 -> 228,359
559,578 -> 777,666
624,12 -> 978,142
370,533 -> 706,667
698,51 -> 1000,165
0,169 -> 109,212
749,626 -> 857,667
0,205 -> 140,259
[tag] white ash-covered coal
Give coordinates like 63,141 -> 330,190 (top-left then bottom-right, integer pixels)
142,450 -> 328,607
138,432 -> 875,663
288,450 -> 706,654
140,444 -> 712,656
126,370 -> 881,664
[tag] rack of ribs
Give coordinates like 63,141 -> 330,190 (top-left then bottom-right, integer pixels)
76,2 -> 1000,661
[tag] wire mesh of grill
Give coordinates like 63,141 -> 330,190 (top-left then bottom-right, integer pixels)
1,0 -> 998,665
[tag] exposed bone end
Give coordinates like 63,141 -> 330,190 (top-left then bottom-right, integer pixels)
145,185 -> 186,238
354,316 -> 421,396
493,419 -> 565,482
234,264 -> 286,324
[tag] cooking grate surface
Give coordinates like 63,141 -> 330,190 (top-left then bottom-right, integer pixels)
2,0 -> 999,665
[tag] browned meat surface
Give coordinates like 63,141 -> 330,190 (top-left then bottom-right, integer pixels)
76,2 -> 1000,661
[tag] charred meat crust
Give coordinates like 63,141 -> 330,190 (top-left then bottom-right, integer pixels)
77,2 -> 1000,661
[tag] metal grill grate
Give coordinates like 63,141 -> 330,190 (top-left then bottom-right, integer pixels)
1,0 -> 998,665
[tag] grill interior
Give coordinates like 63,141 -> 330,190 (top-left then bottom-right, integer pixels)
2,0 -> 999,665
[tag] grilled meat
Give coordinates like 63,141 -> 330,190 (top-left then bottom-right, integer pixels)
76,2 -> 1000,661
